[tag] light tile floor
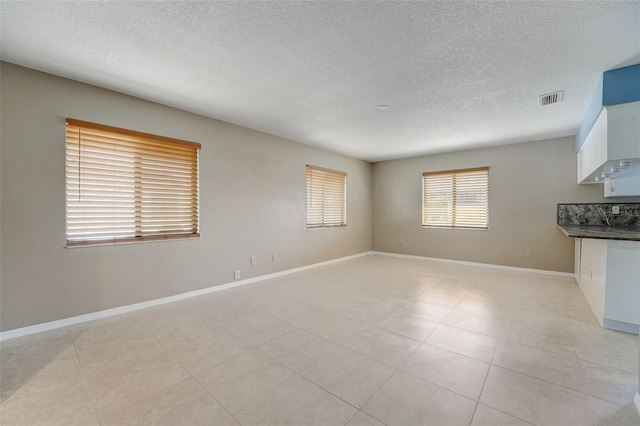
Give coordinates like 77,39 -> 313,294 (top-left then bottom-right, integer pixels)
1,255 -> 639,425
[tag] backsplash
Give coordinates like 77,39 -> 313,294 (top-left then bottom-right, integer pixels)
557,203 -> 640,227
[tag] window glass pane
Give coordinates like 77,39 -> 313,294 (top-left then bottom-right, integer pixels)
422,168 -> 488,229
306,165 -> 347,229
65,119 -> 200,246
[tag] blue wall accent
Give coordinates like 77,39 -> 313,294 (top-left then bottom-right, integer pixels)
603,63 -> 640,106
575,63 -> 640,152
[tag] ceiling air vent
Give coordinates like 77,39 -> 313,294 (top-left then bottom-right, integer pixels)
539,91 -> 564,106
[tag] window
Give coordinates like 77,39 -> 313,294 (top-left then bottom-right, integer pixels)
306,165 -> 347,229
422,167 -> 489,229
65,119 -> 200,246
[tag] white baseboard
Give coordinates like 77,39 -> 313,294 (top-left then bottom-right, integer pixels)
0,251 -> 583,341
0,252 -> 369,342
370,251 -> 575,278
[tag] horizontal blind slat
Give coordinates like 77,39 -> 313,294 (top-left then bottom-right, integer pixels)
66,119 -> 200,245
306,164 -> 347,228
422,167 -> 489,229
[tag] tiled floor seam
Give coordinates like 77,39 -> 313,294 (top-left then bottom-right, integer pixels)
189,376 -> 238,422
575,351 -> 593,416
181,329 -> 367,419
470,402 -> 535,426
490,339 -> 634,405
294,373 -> 368,412
497,335 -> 577,358
354,370 -> 396,426
342,409 -> 359,426
436,321 -> 503,339
232,318 -> 432,416
5,257 -> 637,426
130,318 -> 197,375
248,298 -> 357,340
346,329 -> 424,370
394,363 -> 482,405
471,331 -> 499,426
468,402 -> 480,426
126,315 -> 217,417
477,328 -> 571,425
228,373 -> 302,423
68,326 -> 102,426
423,341 -> 492,365
387,328 -> 502,405
574,354 -> 639,375
575,357 -> 638,408
486,362 -> 640,409
367,325 -> 430,344
497,332 -> 638,375
370,324 -> 446,399
230,304 -> 408,373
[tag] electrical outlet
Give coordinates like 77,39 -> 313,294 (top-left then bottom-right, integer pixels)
525,250 -> 532,258
234,270 -> 240,280
272,254 -> 276,262
612,205 -> 620,215
250,256 -> 256,265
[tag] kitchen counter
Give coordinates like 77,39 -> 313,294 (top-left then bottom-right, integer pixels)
557,225 -> 640,241
560,225 -> 640,335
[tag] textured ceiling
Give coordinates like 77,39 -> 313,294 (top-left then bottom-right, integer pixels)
1,1 -> 639,162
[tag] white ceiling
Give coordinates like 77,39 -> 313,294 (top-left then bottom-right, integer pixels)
1,1 -> 639,162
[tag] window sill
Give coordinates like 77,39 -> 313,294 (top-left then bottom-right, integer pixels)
306,226 -> 347,231
65,234 -> 200,248
421,226 -> 488,231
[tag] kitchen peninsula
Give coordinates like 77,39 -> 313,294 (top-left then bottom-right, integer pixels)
558,203 -> 640,334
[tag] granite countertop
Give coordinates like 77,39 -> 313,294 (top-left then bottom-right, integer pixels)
557,225 -> 640,241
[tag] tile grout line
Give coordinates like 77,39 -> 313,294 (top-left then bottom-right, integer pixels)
341,409 -> 359,426
86,278 -> 636,386
245,279 -> 619,415
471,325 -> 501,425
359,306 -> 488,417
198,295 -> 392,423
486,362 -> 636,409
498,327 -> 638,375
124,313 -> 219,422
355,369 -> 396,426
5,256 -> 636,425
143,315 -> 269,408
229,373 -> 301,422
190,376 -> 239,423
182,296 -> 393,420
67,326 -> 103,426
260,282 -> 451,420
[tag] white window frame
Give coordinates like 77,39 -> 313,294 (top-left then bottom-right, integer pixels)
65,118 -> 200,247
422,167 -> 489,230
306,165 -> 347,230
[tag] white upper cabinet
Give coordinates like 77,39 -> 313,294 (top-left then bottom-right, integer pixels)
577,107 -> 609,183
577,100 -> 640,196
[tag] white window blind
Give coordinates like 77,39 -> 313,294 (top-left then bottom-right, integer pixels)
306,165 -> 347,229
422,167 -> 489,229
65,118 -> 200,246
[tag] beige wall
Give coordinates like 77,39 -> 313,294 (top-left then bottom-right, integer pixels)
0,63 -> 372,331
3,61 -> 639,333
372,137 -> 640,273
